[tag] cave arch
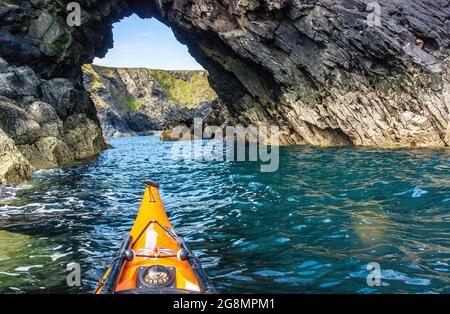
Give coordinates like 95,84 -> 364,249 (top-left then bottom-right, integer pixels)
1,0 -> 449,149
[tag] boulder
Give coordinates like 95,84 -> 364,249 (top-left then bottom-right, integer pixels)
160,102 -> 213,141
0,129 -> 32,184
63,113 -> 104,160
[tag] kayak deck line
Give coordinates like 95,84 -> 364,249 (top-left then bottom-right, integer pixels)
95,180 -> 215,294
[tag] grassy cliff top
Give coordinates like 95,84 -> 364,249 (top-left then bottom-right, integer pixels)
82,64 -> 217,108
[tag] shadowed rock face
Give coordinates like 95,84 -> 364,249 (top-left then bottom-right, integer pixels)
0,0 -> 449,182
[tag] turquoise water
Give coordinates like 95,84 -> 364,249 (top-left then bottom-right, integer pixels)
0,136 -> 449,293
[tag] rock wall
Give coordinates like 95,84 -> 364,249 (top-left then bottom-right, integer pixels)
0,57 -> 105,184
0,0 -> 449,182
83,64 -> 216,139
144,0 -> 450,147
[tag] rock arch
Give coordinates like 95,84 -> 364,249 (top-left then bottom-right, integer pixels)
0,0 -> 449,182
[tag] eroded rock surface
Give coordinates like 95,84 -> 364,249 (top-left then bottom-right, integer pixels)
0,128 -> 32,184
146,0 -> 450,147
160,100 -> 216,141
0,0 -> 449,182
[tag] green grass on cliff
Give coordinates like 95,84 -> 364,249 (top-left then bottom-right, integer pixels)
148,69 -> 217,108
82,64 -> 217,110
82,64 -> 105,91
126,96 -> 142,110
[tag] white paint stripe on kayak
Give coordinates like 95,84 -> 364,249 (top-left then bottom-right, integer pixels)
184,280 -> 201,292
145,223 -> 158,251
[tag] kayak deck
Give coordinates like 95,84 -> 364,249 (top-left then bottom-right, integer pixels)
95,181 -> 214,294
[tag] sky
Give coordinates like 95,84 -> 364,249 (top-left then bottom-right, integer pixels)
93,14 -> 203,70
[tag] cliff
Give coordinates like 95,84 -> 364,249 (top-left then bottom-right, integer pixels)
0,56 -> 106,184
147,0 -> 449,147
82,64 -> 216,138
0,0 -> 449,183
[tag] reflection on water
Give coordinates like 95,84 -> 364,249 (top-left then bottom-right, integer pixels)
0,136 -> 449,293
351,204 -> 389,245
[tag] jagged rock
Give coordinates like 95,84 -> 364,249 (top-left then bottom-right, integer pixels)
26,101 -> 64,138
204,99 -> 233,131
160,101 -> 212,141
0,32 -> 41,66
63,113 -> 104,160
0,99 -> 41,145
82,64 -> 217,139
148,0 -> 450,147
18,136 -> 73,169
41,78 -> 96,120
0,57 -> 106,183
0,61 -> 40,100
1,0 -> 448,148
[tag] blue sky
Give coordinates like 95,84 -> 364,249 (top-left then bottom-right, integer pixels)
94,14 -> 203,70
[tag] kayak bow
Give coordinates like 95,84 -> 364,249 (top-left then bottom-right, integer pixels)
95,180 -> 215,294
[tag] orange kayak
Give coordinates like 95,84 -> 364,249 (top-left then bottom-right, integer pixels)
94,180 -> 215,294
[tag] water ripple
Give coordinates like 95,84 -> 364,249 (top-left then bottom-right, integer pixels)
0,137 -> 449,293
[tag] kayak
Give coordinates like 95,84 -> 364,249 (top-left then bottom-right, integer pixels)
94,180 -> 215,294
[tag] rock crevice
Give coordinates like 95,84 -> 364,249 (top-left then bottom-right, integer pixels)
147,0 -> 449,146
